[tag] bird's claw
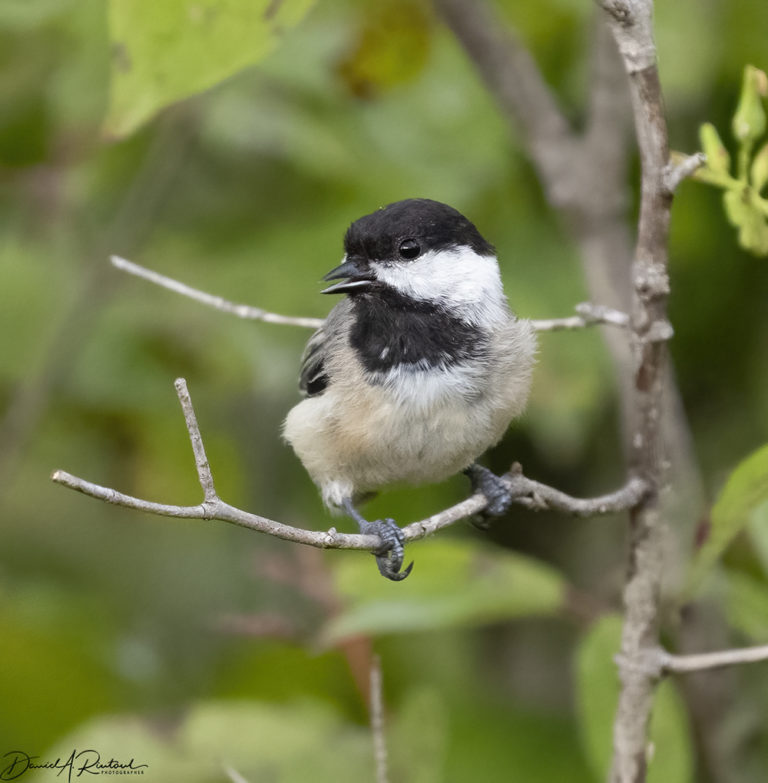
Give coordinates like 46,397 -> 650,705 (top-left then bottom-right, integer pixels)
465,464 -> 512,518
361,518 -> 413,581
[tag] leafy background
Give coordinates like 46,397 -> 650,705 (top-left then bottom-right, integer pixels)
1,0 -> 768,781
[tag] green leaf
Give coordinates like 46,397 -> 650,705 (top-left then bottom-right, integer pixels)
732,65 -> 768,143
321,538 -> 566,644
699,122 -> 731,176
721,187 -> 768,256
723,187 -> 751,227
737,201 -> 768,255
689,165 -> 734,188
686,443 -> 768,595
751,141 -> 768,192
724,568 -> 768,640
748,500 -> 768,575
105,0 -> 315,137
575,615 -> 693,783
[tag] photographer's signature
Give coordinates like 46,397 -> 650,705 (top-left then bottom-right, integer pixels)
0,750 -> 147,781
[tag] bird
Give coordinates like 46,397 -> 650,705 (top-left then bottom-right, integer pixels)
283,198 -> 536,580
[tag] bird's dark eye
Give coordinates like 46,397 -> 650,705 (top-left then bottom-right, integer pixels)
398,239 -> 420,260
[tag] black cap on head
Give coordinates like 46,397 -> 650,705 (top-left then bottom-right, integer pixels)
343,199 -> 495,262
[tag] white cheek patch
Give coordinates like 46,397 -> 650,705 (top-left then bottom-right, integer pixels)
373,247 -> 507,327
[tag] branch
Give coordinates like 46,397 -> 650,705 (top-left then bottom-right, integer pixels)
175,377 -> 217,501
369,656 -> 389,783
664,152 -> 707,193
112,254 -> 626,335
531,302 -> 630,332
617,642 -> 768,679
660,644 -> 768,674
110,255 -> 324,329
51,379 -> 646,558
597,2 -> 676,782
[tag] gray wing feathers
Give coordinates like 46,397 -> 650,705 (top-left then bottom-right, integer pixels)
298,300 -> 351,397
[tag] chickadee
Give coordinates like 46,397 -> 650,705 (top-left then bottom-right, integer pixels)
283,199 -> 536,580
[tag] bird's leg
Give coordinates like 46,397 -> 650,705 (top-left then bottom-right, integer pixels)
342,498 -> 413,581
464,463 -> 513,518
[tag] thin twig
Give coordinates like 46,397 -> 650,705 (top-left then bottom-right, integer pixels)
50,467 -> 644,550
660,644 -> 768,674
370,656 -> 389,783
50,468 -> 378,549
174,378 -> 217,501
664,152 -> 707,193
110,255 -> 324,329
531,303 -> 630,332
51,380 -> 646,556
113,254 -> 626,335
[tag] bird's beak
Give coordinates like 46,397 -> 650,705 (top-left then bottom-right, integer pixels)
321,256 -> 374,295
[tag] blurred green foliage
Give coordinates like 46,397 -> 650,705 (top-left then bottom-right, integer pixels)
686,443 -> 768,596
106,0 -> 316,136
1,0 -> 768,781
689,65 -> 768,255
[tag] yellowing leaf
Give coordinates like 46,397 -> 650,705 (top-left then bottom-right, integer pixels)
105,0 -> 315,137
336,0 -> 432,99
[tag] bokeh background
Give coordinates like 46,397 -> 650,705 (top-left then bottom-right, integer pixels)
1,0 -> 768,781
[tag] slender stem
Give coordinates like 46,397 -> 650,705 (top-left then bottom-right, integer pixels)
51,466 -> 645,551
50,469 -> 215,519
174,378 -> 217,502
664,153 -> 706,193
112,254 -> 621,335
661,644 -> 768,673
370,656 -> 389,783
110,255 -> 324,329
531,303 -> 630,332
737,142 -> 752,182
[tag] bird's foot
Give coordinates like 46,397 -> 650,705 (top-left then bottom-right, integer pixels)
342,499 -> 413,581
359,518 -> 414,581
464,464 -> 512,518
